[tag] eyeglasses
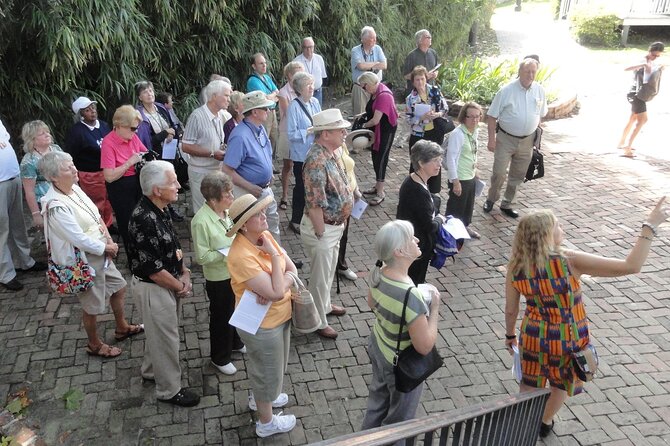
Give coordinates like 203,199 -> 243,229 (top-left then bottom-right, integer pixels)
466,115 -> 482,120
303,45 -> 314,49
130,126 -> 138,132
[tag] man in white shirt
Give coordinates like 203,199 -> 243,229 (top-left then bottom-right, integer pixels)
484,58 -> 547,218
350,26 -> 387,116
0,118 -> 46,290
293,37 -> 328,106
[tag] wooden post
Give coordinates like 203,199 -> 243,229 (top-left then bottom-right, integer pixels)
621,24 -> 630,46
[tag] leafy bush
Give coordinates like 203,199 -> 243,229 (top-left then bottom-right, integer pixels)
437,57 -> 557,105
570,6 -> 621,47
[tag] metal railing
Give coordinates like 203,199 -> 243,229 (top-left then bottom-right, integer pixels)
560,0 -> 670,17
311,389 -> 550,446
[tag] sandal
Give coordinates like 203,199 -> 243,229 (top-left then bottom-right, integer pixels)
86,343 -> 122,358
114,323 -> 144,341
362,187 -> 378,196
368,195 -> 385,206
279,200 -> 288,210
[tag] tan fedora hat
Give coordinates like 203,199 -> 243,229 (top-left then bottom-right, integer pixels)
242,91 -> 275,114
345,129 -> 375,151
226,193 -> 273,237
307,109 -> 352,134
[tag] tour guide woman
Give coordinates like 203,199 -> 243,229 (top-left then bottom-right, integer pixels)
362,220 -> 441,438
226,194 -> 299,438
505,197 -> 668,438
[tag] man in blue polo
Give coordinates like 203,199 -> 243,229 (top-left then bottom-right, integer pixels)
223,91 -> 281,243
351,26 -> 387,116
246,53 -> 280,159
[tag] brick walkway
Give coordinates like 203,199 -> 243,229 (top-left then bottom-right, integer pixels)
3,7 -> 670,446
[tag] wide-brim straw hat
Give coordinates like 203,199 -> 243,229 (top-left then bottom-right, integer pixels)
226,193 -> 273,237
307,108 -> 352,134
242,91 -> 275,114
345,129 -> 375,150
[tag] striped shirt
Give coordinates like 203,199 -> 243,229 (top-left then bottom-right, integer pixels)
182,104 -> 226,171
370,275 -> 427,364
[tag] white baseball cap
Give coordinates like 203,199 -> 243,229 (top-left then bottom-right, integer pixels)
71,96 -> 97,114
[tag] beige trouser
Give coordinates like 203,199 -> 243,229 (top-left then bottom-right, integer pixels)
351,84 -> 371,117
263,109 -> 279,158
133,278 -> 182,400
300,217 -> 344,330
188,166 -> 216,214
487,131 -> 534,209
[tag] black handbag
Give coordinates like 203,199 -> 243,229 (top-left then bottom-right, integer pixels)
393,287 -> 443,393
524,127 -> 544,183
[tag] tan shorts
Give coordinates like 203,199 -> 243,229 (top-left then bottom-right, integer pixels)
79,253 -> 127,315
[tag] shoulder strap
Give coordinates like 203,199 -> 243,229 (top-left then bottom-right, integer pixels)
253,73 -> 273,92
293,98 -> 313,124
394,287 -> 414,365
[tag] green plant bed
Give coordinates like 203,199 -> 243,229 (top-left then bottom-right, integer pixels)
436,56 -> 557,106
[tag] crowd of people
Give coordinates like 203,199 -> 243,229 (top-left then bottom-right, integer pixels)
0,25 -> 668,442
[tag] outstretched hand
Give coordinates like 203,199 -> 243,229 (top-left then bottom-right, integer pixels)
646,196 -> 668,227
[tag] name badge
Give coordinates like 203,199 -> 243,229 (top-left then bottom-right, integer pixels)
176,249 -> 183,261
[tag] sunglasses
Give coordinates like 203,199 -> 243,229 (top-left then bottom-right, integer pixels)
130,126 -> 138,132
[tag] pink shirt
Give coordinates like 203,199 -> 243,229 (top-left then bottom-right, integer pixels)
100,130 -> 147,176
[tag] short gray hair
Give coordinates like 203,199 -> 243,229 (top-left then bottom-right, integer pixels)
368,220 -> 415,287
139,160 -> 175,196
519,58 -> 539,72
361,26 -> 375,40
302,37 -> 314,47
38,151 -> 73,182
201,171 -> 233,202
415,29 -> 430,46
204,80 -> 232,103
410,140 -> 443,171
292,72 -> 314,96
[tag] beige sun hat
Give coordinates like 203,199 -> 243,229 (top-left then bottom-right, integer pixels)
307,109 -> 352,134
345,129 -> 375,151
226,193 -> 273,237
241,91 -> 275,114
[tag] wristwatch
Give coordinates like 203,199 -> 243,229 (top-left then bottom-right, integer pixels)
315,232 -> 324,240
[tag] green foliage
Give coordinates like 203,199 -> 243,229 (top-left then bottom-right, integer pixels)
437,57 -> 557,105
62,388 -> 85,411
570,6 -> 621,47
0,0 -> 495,143
0,435 -> 18,446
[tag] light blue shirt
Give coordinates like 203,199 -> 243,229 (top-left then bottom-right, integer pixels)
351,44 -> 386,83
287,97 -> 321,162
224,119 -> 273,187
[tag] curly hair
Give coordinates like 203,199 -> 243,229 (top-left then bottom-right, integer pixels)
508,210 -> 561,277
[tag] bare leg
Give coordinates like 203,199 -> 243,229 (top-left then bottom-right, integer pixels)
625,111 -> 648,149
82,312 -> 102,349
257,401 -> 273,424
519,382 -> 567,424
618,113 -> 637,148
109,288 -> 130,332
281,159 -> 293,203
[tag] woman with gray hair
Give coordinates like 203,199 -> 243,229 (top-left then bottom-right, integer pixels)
223,91 -> 245,145
396,140 -> 446,285
65,97 -> 114,230
277,61 -> 305,211
191,171 -> 245,375
20,120 -> 64,229
287,71 -> 322,234
39,151 -> 142,358
362,220 -> 441,438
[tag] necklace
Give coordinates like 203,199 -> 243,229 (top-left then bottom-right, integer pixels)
34,146 -> 51,157
54,185 -> 105,236
414,172 -> 429,189
243,120 -> 269,149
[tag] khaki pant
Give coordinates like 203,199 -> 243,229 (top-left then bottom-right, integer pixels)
263,109 -> 279,158
300,217 -> 344,329
188,167 -> 211,214
487,131 -> 534,208
351,84 -> 371,117
0,176 -> 34,283
134,278 -> 182,400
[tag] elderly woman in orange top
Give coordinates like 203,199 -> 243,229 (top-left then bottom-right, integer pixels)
226,193 -> 298,438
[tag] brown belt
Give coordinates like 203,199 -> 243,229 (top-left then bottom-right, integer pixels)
324,219 -> 345,226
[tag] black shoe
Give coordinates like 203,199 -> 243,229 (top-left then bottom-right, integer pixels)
483,200 -> 494,213
273,168 -> 280,175
500,207 -> 519,218
169,206 -> 185,222
1,278 -> 24,291
294,260 -> 304,269
288,222 -> 301,235
539,420 -> 554,438
158,388 -> 200,407
19,261 -> 47,272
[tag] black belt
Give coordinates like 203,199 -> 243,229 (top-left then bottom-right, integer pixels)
255,181 -> 271,189
134,276 -> 155,284
497,125 -> 534,140
0,176 -> 17,184
325,219 -> 345,226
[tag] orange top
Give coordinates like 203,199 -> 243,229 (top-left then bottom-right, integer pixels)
228,231 -> 292,329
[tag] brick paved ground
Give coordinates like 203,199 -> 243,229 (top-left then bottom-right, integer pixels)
3,5 -> 670,446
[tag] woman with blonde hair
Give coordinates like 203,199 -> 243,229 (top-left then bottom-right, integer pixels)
20,120 -> 64,229
505,198 -> 668,438
223,91 -> 245,144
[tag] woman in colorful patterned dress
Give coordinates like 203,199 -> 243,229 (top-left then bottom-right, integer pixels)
504,198 -> 668,438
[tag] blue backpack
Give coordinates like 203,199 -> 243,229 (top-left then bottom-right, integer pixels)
430,219 -> 461,269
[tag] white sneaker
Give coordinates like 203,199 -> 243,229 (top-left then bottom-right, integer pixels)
211,361 -> 236,375
248,392 -> 289,411
255,412 -> 296,437
233,346 -> 247,354
337,268 -> 358,281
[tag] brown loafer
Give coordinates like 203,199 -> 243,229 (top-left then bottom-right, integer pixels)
329,304 -> 347,316
316,326 -> 338,339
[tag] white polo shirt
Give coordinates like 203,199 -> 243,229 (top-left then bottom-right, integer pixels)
293,53 -> 328,90
488,79 -> 547,137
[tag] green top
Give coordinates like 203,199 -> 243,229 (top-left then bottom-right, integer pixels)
190,203 -> 234,281
370,275 -> 427,364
